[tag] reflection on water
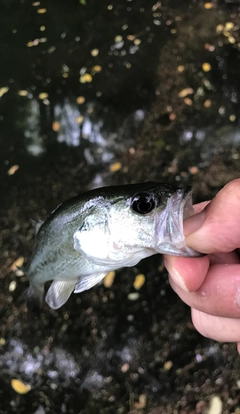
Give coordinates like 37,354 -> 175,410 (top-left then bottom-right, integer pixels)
55,100 -> 81,147
22,99 -> 45,156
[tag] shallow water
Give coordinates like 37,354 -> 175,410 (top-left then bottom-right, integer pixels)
1,1 -> 240,413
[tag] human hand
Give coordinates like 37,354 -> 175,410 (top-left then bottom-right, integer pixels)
164,179 -> 240,350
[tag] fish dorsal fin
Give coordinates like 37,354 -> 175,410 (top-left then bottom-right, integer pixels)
45,279 -> 78,309
30,219 -> 44,235
74,273 -> 106,293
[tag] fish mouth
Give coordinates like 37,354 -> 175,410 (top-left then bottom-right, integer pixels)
155,187 -> 200,257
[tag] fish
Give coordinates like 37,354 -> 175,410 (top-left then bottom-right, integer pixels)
24,182 -> 200,311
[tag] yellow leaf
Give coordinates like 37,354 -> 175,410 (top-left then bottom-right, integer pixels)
76,115 -> 84,124
18,90 -> 28,97
163,360 -> 173,370
37,8 -> 47,13
52,121 -> 60,132
76,96 -> 85,104
133,39 -> 141,46
225,22 -> 234,31
109,162 -> 121,173
202,62 -> 211,72
92,65 -> 102,73
115,35 -> 123,42
8,165 -> 19,175
178,88 -> 194,98
133,274 -> 145,290
204,3 -> 212,9
229,114 -> 236,122
79,73 -> 92,83
11,379 -> 31,394
39,92 -> 48,100
0,338 -> 5,345
91,49 -> 99,57
103,271 -> 115,288
10,257 -> 24,271
177,65 -> 185,73
0,87 -> 9,98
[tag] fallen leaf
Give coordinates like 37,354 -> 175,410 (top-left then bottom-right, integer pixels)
109,162 -> 121,173
133,274 -> 145,290
52,121 -> 60,132
134,394 -> 147,409
133,39 -> 141,46
207,396 -> 222,414
39,92 -> 48,100
202,62 -> 211,72
91,49 -> 99,57
8,165 -> 19,175
178,87 -> 194,98
121,363 -> 129,372
229,114 -> 236,122
204,3 -> 212,9
189,166 -> 199,175
37,8 -> 47,13
92,65 -> 102,73
9,281 -> 17,292
204,99 -> 212,108
76,115 -> 84,124
163,360 -> 173,370
79,73 -> 92,83
76,96 -> 85,104
115,35 -> 123,42
177,65 -> 185,73
225,22 -> 234,31
127,292 -> 140,301
103,271 -> 115,288
10,257 -> 24,271
0,87 -> 9,98
184,97 -> 193,106
18,90 -> 28,96
11,379 -> 31,394
127,35 -> 135,41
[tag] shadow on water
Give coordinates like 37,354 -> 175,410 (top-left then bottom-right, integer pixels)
1,0 -> 240,413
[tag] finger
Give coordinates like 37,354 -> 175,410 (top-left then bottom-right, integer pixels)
192,201 -> 210,215
164,251 -> 240,292
183,201 -> 209,236
192,308 -> 240,342
164,255 -> 210,292
208,251 -> 240,265
169,264 -> 240,318
184,179 -> 240,253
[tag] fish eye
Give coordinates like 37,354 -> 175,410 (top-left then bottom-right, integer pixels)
131,192 -> 156,215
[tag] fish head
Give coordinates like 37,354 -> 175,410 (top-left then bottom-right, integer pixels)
154,186 -> 198,256
73,182 -> 199,268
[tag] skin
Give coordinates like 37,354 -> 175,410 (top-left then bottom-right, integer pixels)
163,179 -> 240,351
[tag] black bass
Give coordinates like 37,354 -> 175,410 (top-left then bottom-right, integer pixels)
25,182 -> 199,310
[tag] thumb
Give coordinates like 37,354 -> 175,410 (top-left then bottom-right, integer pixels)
184,179 -> 240,254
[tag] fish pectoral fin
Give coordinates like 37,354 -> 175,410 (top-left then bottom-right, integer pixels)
74,273 -> 106,293
45,279 -> 78,309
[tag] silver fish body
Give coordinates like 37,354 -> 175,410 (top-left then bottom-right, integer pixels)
25,182 -> 199,310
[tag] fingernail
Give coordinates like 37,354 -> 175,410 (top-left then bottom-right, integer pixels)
184,210 -> 206,236
164,259 -> 189,292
